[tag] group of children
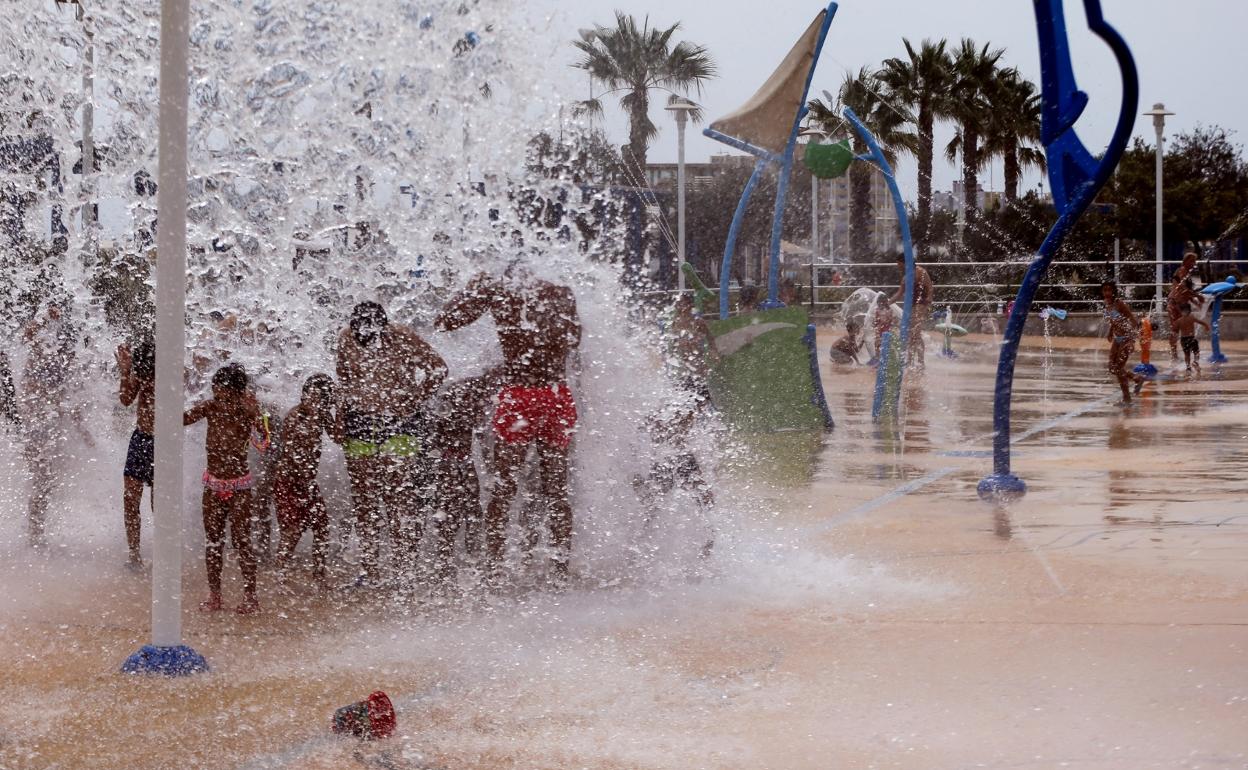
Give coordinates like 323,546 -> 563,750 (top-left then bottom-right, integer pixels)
115,325 -> 713,614
119,344 -> 342,614
822,273 -> 1215,408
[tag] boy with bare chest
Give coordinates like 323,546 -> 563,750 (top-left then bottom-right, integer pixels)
185,363 -> 264,614
117,341 -> 155,570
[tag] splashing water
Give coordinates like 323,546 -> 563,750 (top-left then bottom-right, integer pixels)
0,0 -> 750,586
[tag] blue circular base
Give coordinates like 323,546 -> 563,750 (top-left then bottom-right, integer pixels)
121,645 -> 210,676
1210,353 -> 1228,364
977,473 -> 1027,503
1132,363 -> 1158,378
757,299 -> 786,311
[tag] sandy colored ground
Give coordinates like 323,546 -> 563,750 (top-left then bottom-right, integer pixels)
1,332 -> 1246,769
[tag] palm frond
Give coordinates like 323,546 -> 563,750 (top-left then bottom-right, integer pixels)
572,98 -> 605,119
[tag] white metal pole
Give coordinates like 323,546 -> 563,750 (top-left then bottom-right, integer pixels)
675,110 -> 687,293
810,141 -> 818,308
152,0 -> 190,648
1113,237 -> 1121,284
1154,116 -> 1165,313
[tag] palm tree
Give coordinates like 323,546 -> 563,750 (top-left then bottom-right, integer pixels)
572,13 -> 715,181
878,38 -> 953,258
983,68 -> 1045,202
944,39 -> 1005,222
808,68 -> 916,261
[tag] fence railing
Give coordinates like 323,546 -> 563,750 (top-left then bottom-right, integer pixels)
797,258 -> 1248,313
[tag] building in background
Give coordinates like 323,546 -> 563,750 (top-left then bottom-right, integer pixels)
816,169 -> 899,262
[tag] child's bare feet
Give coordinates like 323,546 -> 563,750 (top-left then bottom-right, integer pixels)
235,595 -> 261,615
199,593 -> 225,613
125,556 -> 144,574
1133,379 -> 1144,395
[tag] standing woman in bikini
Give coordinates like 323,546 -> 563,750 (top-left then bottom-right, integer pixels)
1101,281 -> 1146,405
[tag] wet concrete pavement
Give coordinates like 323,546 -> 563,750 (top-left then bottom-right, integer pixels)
1,331 -> 1245,769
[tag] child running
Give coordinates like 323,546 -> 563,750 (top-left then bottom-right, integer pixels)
1174,304 -> 1210,375
829,319 -> 863,365
117,340 -> 155,571
1101,281 -> 1146,405
273,374 -> 336,589
185,363 -> 263,614
631,405 -> 715,561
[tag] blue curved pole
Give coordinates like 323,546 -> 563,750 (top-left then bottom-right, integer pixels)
1209,297 -> 1227,363
978,0 -> 1139,502
760,142 -> 801,310
717,158 -> 767,319
843,107 -> 915,419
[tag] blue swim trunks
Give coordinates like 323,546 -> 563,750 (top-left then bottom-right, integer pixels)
124,430 -> 154,485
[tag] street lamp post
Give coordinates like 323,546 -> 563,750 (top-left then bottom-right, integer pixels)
1144,102 -> 1174,314
665,97 -> 698,294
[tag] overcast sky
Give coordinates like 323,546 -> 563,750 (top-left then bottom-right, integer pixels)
527,0 -> 1248,200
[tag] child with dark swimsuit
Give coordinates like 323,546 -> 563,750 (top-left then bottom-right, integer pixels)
185,363 -> 265,614
273,374 -> 336,589
117,341 -> 155,570
1174,304 -> 1210,375
1101,281 -> 1146,405
631,406 -> 715,560
829,319 -> 863,365
428,370 -> 502,581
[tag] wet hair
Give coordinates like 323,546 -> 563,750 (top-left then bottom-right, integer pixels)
350,301 -> 387,328
303,373 -> 334,402
1181,303 -> 1192,314
212,362 -> 248,393
1101,280 -> 1118,297
846,319 -> 862,333
132,340 -> 155,380
349,301 -> 388,345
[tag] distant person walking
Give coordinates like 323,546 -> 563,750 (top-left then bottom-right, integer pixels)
1166,252 -> 1201,362
890,257 -> 933,369
1101,281 -> 1146,405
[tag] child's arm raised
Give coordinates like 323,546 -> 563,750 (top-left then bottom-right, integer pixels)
117,345 -> 138,406
434,273 -> 494,332
184,399 -> 212,426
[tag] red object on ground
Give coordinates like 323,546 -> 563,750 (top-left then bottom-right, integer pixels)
332,691 -> 396,740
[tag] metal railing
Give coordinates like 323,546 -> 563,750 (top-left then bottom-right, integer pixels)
797,258 -> 1248,313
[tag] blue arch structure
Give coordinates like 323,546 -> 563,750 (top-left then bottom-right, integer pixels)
842,107 -> 916,421
706,3 -> 838,319
978,0 -> 1139,502
1201,276 -> 1238,363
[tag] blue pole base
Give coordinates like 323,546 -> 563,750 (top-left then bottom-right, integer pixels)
757,299 -> 786,311
1209,353 -> 1228,364
939,349 -> 958,359
977,473 -> 1027,503
122,644 -> 210,676
1132,363 -> 1157,378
